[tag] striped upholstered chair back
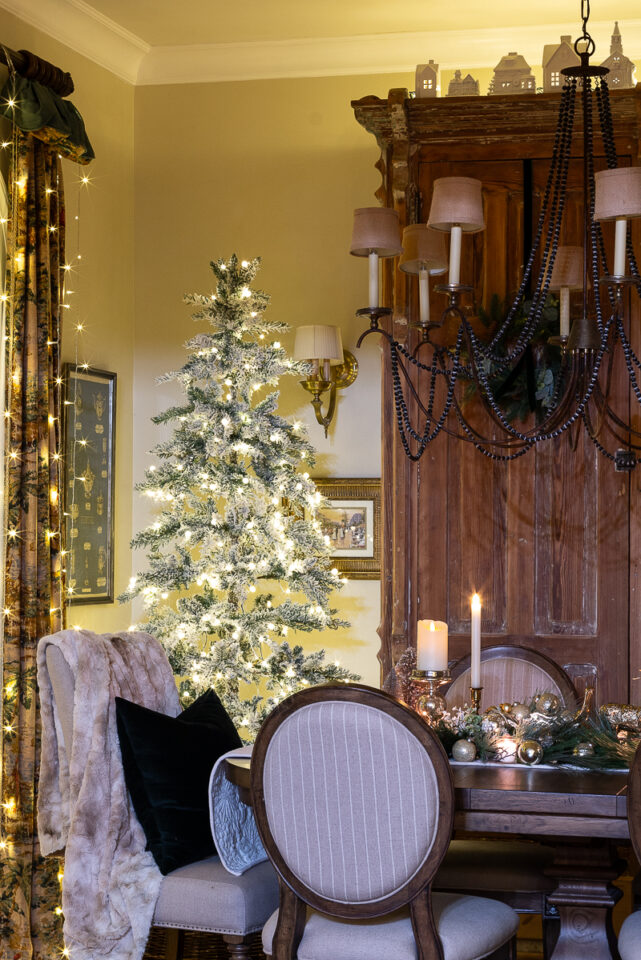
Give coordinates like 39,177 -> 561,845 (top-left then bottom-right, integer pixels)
251,683 -> 453,944
444,645 -> 577,710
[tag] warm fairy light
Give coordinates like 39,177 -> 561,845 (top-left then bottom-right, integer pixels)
76,323 -> 84,331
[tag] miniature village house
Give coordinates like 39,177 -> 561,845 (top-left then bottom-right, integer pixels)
447,69 -> 480,97
489,52 -> 536,94
542,35 -> 580,91
415,60 -> 439,98
600,22 -> 635,87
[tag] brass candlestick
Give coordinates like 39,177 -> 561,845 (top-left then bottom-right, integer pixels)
469,686 -> 483,713
411,669 -> 451,723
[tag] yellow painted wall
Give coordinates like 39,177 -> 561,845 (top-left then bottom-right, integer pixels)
132,74 -> 414,686
0,9 -> 136,632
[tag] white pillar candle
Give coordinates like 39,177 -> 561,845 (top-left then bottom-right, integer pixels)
448,225 -> 462,286
613,218 -> 627,277
368,251 -> 379,309
470,593 -> 482,688
559,287 -> 570,339
496,736 -> 518,763
419,267 -> 430,327
417,619 -> 448,671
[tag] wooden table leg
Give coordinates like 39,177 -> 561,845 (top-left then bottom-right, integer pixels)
544,840 -> 624,960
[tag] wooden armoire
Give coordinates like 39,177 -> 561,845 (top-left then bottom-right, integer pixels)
352,87 -> 641,704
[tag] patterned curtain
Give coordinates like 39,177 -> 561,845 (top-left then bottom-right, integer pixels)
0,130 -> 66,958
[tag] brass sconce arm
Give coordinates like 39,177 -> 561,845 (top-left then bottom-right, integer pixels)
299,350 -> 358,437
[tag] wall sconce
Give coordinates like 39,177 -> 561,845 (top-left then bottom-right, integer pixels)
293,324 -> 357,437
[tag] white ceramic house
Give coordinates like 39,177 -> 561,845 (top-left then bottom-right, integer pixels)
447,70 -> 480,97
415,60 -> 440,98
600,22 -> 635,88
488,52 -> 536,95
542,36 -> 580,92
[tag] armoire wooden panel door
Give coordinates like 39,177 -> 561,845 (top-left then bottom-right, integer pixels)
352,87 -> 641,704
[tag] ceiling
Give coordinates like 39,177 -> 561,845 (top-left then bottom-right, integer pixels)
3,0 -> 641,86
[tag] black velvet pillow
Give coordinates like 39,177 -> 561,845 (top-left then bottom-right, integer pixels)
115,689 -> 242,875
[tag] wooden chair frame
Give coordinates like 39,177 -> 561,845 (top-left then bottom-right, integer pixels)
251,682 -> 515,960
443,644 -> 578,707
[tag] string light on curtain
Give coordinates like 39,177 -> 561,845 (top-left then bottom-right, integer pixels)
353,0 -> 641,470
62,166 -> 92,605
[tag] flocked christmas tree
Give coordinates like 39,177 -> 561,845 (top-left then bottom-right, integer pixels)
121,255 -> 357,736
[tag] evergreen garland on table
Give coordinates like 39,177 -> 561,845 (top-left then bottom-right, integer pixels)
120,255 -> 357,737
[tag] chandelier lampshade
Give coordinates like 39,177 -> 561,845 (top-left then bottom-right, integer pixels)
399,225 -> 448,275
427,177 -> 486,233
593,167 -> 641,221
350,207 -> 402,257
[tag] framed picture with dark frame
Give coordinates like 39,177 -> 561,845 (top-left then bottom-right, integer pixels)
62,364 -> 116,604
312,478 -> 381,580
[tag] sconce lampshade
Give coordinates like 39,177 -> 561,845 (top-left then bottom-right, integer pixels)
294,324 -> 343,363
399,225 -> 448,275
350,207 -> 402,257
427,177 -> 485,233
548,246 -> 584,290
594,167 -> 641,221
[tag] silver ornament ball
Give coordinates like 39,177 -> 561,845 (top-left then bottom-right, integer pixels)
533,692 -> 561,716
452,739 -> 477,762
510,703 -> 530,723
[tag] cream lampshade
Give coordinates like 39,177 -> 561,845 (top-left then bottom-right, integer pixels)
350,207 -> 402,311
293,324 -> 343,363
427,177 -> 485,233
594,167 -> 641,277
427,177 -> 485,287
548,246 -> 584,340
593,167 -> 641,221
548,246 -> 584,291
350,207 -> 402,257
399,225 -> 448,275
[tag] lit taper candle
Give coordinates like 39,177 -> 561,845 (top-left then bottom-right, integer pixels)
470,593 -> 481,688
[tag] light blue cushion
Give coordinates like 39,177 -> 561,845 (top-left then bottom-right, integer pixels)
619,910 -> 641,960
262,892 -> 518,960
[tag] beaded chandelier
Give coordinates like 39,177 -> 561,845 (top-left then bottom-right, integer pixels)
352,1 -> 641,469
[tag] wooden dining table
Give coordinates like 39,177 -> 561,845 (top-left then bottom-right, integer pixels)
224,755 -> 630,960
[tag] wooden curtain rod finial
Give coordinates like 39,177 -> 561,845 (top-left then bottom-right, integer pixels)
5,47 -> 74,97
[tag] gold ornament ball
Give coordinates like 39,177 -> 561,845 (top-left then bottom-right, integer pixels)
573,741 -> 595,758
511,703 -> 530,723
499,702 -> 513,716
533,692 -> 561,716
452,739 -> 477,762
517,740 -> 543,765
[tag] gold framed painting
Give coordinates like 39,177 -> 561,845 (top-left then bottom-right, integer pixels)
62,365 -> 116,604
312,478 -> 381,580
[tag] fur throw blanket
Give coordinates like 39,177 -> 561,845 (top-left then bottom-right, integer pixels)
37,629 -> 180,960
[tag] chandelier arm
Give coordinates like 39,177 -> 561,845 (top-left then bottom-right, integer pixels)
484,81 -> 577,355
584,400 -> 641,450
614,315 -> 641,408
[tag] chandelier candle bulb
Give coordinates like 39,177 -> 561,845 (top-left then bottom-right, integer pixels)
449,226 -> 462,286
419,268 -> 429,326
560,288 -> 570,339
471,593 -> 482,688
369,252 -> 379,309
417,619 -> 448,671
614,219 -> 627,278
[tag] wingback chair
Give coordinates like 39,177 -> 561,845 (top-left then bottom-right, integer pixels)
43,642 -> 278,960
435,645 -> 580,959
252,683 -> 519,960
618,740 -> 641,960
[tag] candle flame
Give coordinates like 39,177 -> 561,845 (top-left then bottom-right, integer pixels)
471,593 -> 481,612
429,620 -> 435,631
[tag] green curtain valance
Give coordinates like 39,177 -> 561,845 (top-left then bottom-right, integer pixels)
0,75 -> 94,164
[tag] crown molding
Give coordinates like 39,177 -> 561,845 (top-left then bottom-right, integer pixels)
137,21 -> 641,85
0,0 -> 148,84
0,0 -> 639,87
